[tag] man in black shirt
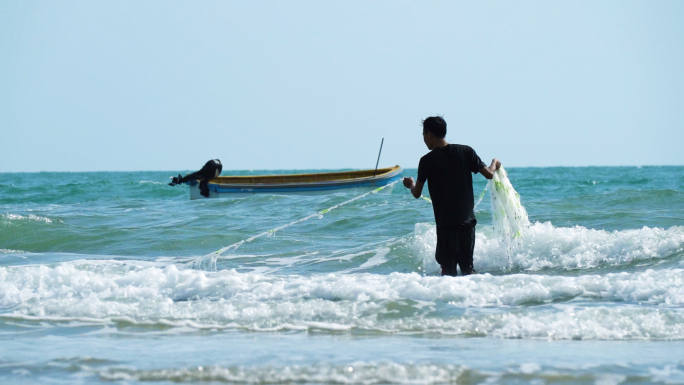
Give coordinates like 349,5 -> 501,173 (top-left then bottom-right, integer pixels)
404,116 -> 501,276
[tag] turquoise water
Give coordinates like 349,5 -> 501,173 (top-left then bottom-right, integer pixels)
1,166 -> 683,384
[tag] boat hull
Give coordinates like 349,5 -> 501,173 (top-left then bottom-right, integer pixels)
187,166 -> 402,199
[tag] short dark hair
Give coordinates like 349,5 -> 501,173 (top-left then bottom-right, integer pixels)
422,116 -> 446,139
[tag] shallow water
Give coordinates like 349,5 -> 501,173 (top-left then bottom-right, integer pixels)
1,166 -> 683,384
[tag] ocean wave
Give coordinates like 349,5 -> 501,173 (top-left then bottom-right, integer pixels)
98,362 -> 470,384
411,222 -> 684,273
98,362 -> 684,384
1,264 -> 683,339
6,358 -> 684,385
6,305 -> 682,340
4,350 -> 684,384
6,359 -> 683,384
0,360 -> 659,384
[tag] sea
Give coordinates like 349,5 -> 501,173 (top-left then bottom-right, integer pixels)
0,166 -> 682,384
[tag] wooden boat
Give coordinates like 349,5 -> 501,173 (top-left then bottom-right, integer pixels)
186,165 -> 403,199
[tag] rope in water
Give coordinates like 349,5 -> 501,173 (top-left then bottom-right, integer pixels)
191,181 -> 399,271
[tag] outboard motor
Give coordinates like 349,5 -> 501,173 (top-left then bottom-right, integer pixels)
169,159 -> 223,198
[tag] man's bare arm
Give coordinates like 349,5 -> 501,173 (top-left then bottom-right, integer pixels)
403,177 -> 425,198
479,158 -> 502,180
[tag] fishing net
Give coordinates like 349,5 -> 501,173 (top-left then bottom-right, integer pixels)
488,166 -> 530,267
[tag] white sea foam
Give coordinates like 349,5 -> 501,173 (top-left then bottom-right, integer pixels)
6,356 -> 683,384
411,223 -> 684,273
98,362 -> 470,384
90,361 -> 684,384
0,213 -> 57,224
0,249 -> 25,254
1,263 -> 682,339
339,247 -> 391,274
138,180 -> 165,185
409,167 -> 682,274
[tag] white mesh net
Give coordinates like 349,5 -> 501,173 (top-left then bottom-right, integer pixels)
488,166 -> 530,267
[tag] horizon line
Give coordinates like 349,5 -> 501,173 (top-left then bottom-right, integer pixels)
1,164 -> 682,174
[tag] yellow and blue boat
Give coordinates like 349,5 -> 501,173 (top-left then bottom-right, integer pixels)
186,166 -> 402,199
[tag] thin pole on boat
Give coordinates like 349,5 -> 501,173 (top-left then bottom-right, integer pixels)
374,138 -> 384,177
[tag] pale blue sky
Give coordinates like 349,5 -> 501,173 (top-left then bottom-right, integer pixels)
2,1 -> 683,172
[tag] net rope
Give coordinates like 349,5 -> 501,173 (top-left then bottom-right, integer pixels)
190,181 -> 398,271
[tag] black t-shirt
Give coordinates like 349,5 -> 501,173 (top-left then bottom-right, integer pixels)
417,144 -> 486,229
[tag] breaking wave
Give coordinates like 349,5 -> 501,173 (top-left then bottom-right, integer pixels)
1,262 -> 682,339
411,222 -> 684,274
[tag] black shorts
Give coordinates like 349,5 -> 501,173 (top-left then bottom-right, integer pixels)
435,225 -> 476,276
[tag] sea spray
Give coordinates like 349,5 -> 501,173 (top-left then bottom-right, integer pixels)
488,167 -> 530,268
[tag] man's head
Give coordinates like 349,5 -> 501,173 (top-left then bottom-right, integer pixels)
422,116 -> 446,139
422,116 -> 447,149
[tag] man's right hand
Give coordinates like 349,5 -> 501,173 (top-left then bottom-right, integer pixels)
480,158 -> 502,180
404,177 -> 425,199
